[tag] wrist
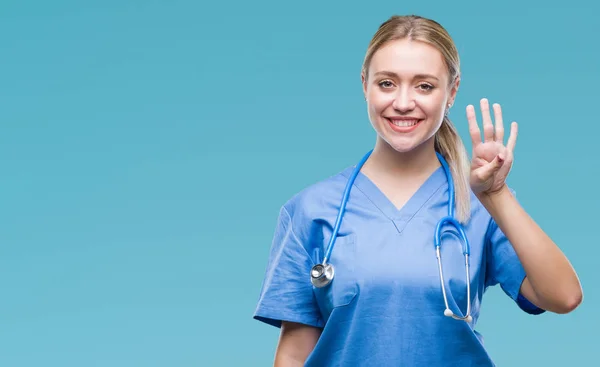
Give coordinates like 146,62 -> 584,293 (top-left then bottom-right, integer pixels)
476,184 -> 512,209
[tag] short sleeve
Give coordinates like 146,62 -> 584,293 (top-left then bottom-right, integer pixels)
253,205 -> 324,328
485,204 -> 545,315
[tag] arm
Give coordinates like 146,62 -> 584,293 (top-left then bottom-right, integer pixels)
253,205 -> 324,365
477,185 -> 583,314
274,322 -> 321,367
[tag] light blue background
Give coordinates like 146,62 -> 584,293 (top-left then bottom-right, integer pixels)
1,0 -> 597,366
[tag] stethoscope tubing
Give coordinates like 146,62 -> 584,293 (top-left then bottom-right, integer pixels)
311,149 -> 472,322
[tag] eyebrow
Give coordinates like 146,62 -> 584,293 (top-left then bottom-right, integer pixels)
373,71 -> 440,81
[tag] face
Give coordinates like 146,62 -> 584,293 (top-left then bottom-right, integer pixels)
362,38 -> 459,154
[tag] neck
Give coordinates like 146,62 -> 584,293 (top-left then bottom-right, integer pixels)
362,136 -> 441,182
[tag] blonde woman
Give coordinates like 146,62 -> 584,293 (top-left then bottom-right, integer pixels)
253,14 -> 582,366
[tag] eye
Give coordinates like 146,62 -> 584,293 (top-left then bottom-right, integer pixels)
418,83 -> 435,92
378,80 -> 395,89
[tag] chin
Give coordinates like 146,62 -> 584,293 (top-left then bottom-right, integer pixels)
386,140 -> 421,153
377,131 -> 423,154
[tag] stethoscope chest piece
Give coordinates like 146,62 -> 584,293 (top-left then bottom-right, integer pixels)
310,263 -> 334,288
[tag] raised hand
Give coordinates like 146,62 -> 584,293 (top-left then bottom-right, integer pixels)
467,98 -> 518,196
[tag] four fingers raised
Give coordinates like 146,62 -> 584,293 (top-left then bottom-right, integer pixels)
465,98 -> 518,154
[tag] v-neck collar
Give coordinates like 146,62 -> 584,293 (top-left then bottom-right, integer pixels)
340,165 -> 447,234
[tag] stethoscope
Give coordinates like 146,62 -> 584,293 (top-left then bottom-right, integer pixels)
310,149 -> 473,323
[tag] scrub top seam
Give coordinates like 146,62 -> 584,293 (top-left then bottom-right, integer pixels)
390,179 -> 446,234
339,166 -> 447,224
282,205 -> 318,265
405,180 -> 447,222
339,168 -> 396,223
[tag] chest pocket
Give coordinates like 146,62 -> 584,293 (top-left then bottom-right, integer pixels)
312,233 -> 358,321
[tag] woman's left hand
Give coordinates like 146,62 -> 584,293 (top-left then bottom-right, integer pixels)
467,98 -> 518,196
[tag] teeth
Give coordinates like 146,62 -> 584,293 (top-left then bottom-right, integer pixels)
390,119 -> 419,127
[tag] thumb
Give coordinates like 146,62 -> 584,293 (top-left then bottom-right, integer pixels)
474,155 -> 504,182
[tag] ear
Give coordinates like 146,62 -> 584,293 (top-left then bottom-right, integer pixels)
361,72 -> 367,99
448,75 -> 460,106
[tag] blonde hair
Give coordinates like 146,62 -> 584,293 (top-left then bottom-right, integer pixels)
361,15 -> 471,223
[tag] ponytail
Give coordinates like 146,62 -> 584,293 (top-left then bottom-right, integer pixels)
435,117 -> 471,224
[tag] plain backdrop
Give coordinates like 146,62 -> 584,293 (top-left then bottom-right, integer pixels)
1,0 -> 597,365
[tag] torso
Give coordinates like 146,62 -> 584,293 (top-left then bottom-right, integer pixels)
290,164 -> 498,366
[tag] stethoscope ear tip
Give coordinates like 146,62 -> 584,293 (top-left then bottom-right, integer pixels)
444,308 -> 473,323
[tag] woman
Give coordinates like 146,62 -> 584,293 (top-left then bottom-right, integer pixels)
253,14 -> 582,366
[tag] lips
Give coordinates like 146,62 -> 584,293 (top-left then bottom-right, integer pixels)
385,117 -> 424,133
387,118 -> 421,127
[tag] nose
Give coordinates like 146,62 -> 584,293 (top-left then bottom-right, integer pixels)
392,88 -> 416,112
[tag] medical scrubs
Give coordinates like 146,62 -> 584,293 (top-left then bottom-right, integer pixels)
254,164 -> 544,366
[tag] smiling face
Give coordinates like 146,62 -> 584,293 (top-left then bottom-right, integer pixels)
362,38 -> 459,154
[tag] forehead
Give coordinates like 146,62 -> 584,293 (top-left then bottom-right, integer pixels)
369,38 -> 447,79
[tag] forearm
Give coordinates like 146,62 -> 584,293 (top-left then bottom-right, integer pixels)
477,185 -> 583,313
274,354 -> 306,367
274,322 -> 320,366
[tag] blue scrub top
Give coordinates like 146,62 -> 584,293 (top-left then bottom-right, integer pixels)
254,164 -> 544,366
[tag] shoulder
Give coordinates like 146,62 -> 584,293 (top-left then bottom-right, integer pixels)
280,166 -> 353,240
